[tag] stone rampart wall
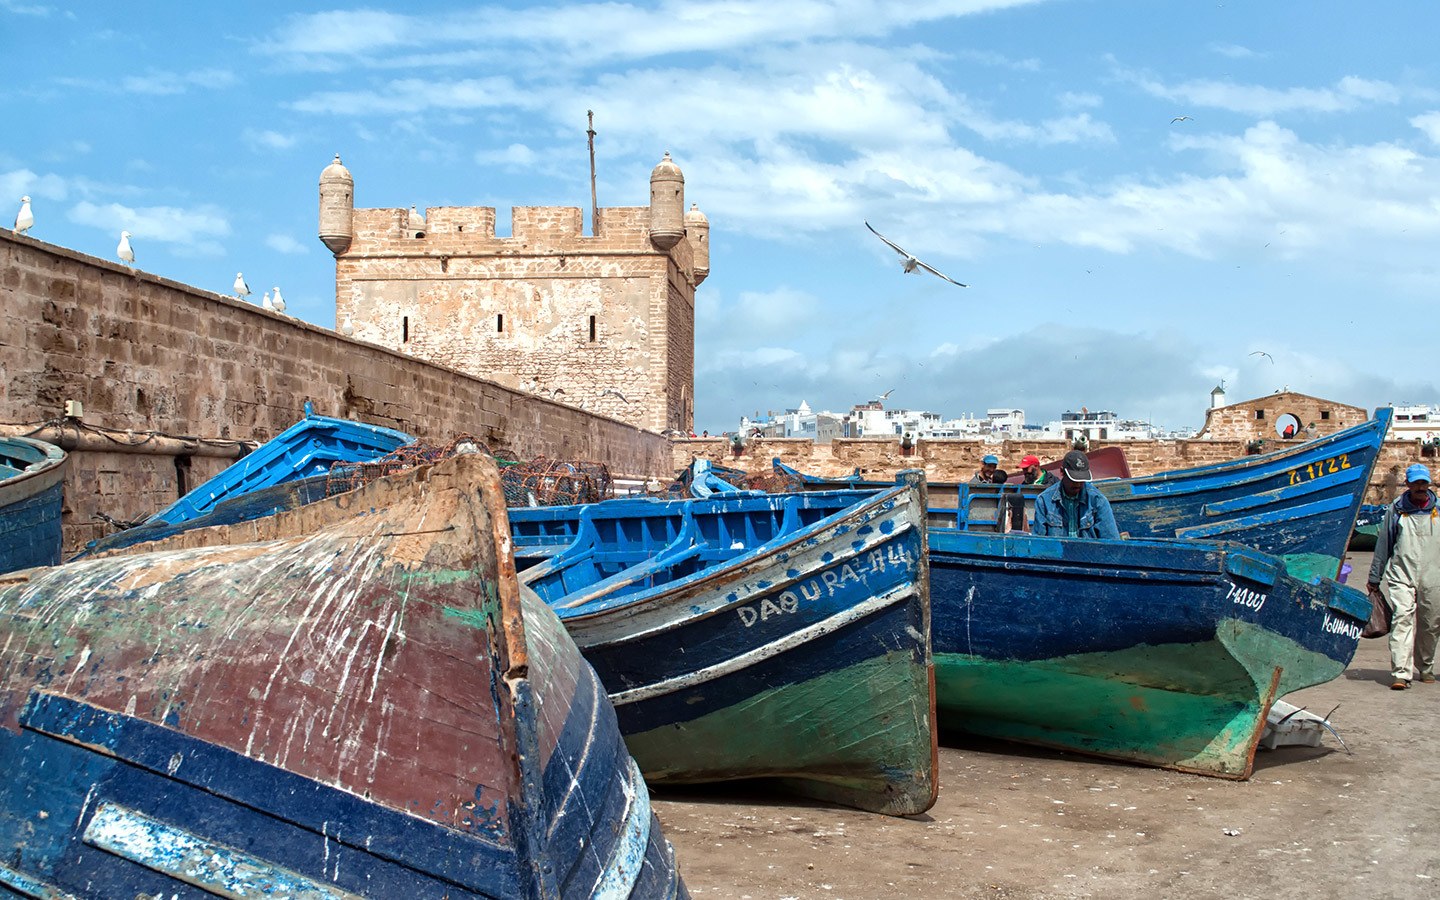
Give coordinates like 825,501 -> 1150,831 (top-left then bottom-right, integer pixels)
1,231 -> 669,555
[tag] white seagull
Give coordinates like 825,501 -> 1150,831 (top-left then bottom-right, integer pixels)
262,290 -> 273,310
233,272 -> 251,301
14,196 -> 34,235
600,388 -> 631,404
271,286 -> 286,313
864,221 -> 967,287
1250,350 -> 1274,364
117,231 -> 134,266
340,314 -> 354,336
1170,115 -> 1194,123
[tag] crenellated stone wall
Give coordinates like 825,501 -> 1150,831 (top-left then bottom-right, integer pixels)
1,231 -> 670,555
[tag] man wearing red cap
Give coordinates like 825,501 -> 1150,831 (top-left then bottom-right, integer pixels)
1019,454 -> 1054,487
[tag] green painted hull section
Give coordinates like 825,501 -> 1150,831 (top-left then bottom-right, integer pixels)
1349,523 -> 1378,550
620,652 -> 937,816
934,620 -> 1347,779
1277,551 -> 1343,583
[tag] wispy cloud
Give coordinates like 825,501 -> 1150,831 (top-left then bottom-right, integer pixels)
68,200 -> 231,255
289,76 -> 520,115
1118,65 -> 1403,115
264,233 -> 309,254
1208,42 -> 1262,60
260,1 -> 1057,70
59,68 -> 237,96
475,143 -> 539,167
244,128 -> 297,151
0,0 -> 53,16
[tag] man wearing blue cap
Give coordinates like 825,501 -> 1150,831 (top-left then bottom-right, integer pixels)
1368,463 -> 1440,690
972,454 -> 1000,484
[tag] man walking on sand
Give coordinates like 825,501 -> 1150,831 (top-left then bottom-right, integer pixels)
1368,463 -> 1440,690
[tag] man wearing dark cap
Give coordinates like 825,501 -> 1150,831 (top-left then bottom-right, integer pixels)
1032,450 -> 1120,539
1368,463 -> 1440,690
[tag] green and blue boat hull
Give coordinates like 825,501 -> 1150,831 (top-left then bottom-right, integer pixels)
928,530 -> 1367,778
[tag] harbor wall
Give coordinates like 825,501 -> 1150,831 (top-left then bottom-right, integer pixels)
676,435 -> 1422,507
1,231 -> 670,555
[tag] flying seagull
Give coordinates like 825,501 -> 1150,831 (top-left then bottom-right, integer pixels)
233,272 -> 250,301
878,388 -> 894,401
600,388 -> 631,404
116,231 -> 134,266
271,286 -> 286,313
14,196 -> 34,235
1250,350 -> 1274,364
864,221 -> 967,287
1170,115 -> 1194,123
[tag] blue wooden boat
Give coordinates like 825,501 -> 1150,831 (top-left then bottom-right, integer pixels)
926,529 -> 1369,778
0,454 -> 686,899
0,435 -> 67,575
1349,502 -> 1385,550
144,405 -> 413,526
509,479 -> 939,816
773,407 -> 1392,581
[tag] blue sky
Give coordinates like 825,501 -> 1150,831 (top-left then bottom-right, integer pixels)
5,1 -> 1440,436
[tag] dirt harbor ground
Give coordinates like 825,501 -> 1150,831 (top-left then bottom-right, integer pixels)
650,551 -> 1440,899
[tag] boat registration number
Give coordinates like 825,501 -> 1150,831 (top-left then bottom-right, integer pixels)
1224,580 -> 1267,612
1286,454 -> 1350,486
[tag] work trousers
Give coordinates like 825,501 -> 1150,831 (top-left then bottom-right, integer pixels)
1385,578 -> 1440,681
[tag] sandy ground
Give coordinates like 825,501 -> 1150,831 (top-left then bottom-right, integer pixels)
650,551 -> 1440,899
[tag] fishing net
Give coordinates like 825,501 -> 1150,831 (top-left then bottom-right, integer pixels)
499,458 -> 613,507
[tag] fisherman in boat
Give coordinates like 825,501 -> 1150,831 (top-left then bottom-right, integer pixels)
1368,463 -> 1440,690
1019,454 -> 1054,487
1032,450 -> 1121,540
972,454 -> 1000,483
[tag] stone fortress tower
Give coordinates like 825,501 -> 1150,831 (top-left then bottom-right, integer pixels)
319,152 -> 709,434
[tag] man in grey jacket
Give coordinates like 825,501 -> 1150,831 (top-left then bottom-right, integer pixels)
1368,463 -> 1440,690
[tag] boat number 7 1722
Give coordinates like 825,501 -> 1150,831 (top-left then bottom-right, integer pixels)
1286,454 -> 1350,486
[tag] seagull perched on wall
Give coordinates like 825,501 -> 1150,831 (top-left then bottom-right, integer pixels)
14,196 -> 34,235
262,290 -> 273,310
233,272 -> 251,301
271,286 -> 286,313
116,231 -> 134,266
600,388 -> 631,404
340,314 -> 354,336
864,221 -> 967,287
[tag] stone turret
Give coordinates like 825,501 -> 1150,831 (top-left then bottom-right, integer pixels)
685,202 -> 709,285
648,152 -> 684,250
318,154 -> 355,256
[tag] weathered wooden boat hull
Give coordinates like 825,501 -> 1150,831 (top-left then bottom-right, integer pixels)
773,408 -> 1391,582
0,435 -> 67,575
512,482 -> 939,816
0,455 -> 685,899
927,529 -> 1368,778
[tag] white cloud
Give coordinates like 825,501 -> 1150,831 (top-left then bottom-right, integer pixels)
476,143 -> 539,167
120,68 -> 237,95
0,0 -> 53,15
1208,43 -> 1261,60
68,200 -> 231,255
260,1 -> 1057,69
244,129 -> 297,151
265,233 -> 310,255
0,168 -> 71,201
1120,67 -> 1402,116
289,76 -> 520,115
1412,112 -> 1440,145
955,49 -> 1041,72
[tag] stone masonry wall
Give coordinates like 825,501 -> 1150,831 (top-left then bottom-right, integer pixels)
678,432 -> 1416,507
335,204 -> 695,434
1,231 -> 670,555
